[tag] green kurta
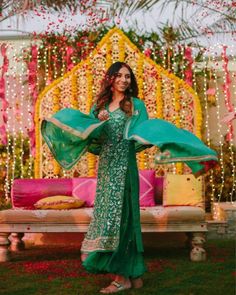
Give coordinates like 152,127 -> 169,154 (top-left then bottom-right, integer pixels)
81,107 -> 146,277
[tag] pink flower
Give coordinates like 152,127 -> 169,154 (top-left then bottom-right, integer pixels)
144,48 -> 152,58
206,88 -> 216,95
0,125 -> 7,145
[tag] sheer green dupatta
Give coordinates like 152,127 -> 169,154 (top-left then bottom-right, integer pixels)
124,97 -> 218,176
127,118 -> 218,176
41,107 -> 106,170
41,97 -> 218,174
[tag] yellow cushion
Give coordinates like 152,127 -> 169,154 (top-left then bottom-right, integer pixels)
34,196 -> 85,210
163,174 -> 204,207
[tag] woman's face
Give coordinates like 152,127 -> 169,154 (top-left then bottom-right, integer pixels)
111,66 -> 131,93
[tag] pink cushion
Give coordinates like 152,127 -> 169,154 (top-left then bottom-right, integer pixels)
72,177 -> 97,207
139,170 -> 156,207
11,178 -> 73,209
72,170 -> 156,207
11,170 -> 156,209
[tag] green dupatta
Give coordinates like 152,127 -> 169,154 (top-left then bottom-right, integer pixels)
41,97 -> 218,174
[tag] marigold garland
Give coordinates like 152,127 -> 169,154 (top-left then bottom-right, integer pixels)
87,153 -> 96,176
52,87 -> 61,175
52,87 -> 60,113
137,56 -> 144,100
71,72 -> 78,109
86,61 -> 93,114
173,81 -> 181,128
139,151 -> 146,170
86,60 -> 96,176
194,93 -> 203,139
106,39 -> 112,69
47,46 -> 53,84
173,81 -> 183,174
118,37 -> 125,61
146,55 -> 202,139
156,75 -> 163,119
35,27 -> 203,178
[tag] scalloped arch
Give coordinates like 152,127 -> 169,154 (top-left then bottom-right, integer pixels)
35,27 -> 202,178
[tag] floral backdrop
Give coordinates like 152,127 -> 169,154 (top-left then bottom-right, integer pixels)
0,27 -> 235,210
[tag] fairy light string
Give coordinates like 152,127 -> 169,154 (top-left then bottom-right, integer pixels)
32,43 -> 41,178
1,29 -> 236,207
221,45 -> 236,203
202,53 -> 211,147
180,45 -> 185,81
162,44 -> 175,174
202,51 -> 215,210
10,47 -> 18,189
62,47 -> 67,77
137,54 -> 146,169
44,45 -> 49,86
52,45 -> 58,81
19,43 -> 25,179
172,46 -> 181,174
192,57 -> 198,94
211,50 -> 225,206
228,46 -> 236,201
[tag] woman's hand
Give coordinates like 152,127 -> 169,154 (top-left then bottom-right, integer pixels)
98,110 -> 109,121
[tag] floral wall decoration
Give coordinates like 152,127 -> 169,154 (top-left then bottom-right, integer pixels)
0,27 -> 235,209
0,43 -> 9,146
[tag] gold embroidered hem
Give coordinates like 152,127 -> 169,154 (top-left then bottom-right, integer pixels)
81,236 -> 120,253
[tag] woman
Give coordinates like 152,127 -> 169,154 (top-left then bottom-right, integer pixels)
80,62 -> 147,293
41,61 -> 218,294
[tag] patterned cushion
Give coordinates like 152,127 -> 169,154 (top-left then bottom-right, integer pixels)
34,196 -> 85,210
139,170 -> 155,207
72,177 -> 97,207
72,171 -> 156,207
163,174 -> 204,207
11,178 -> 73,209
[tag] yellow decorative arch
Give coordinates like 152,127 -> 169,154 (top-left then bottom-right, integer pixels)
35,27 -> 202,178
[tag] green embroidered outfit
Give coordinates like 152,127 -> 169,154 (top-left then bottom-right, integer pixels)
81,107 -> 146,277
41,97 -> 218,278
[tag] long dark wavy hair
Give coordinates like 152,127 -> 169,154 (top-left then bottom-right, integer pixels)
94,61 -> 138,117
